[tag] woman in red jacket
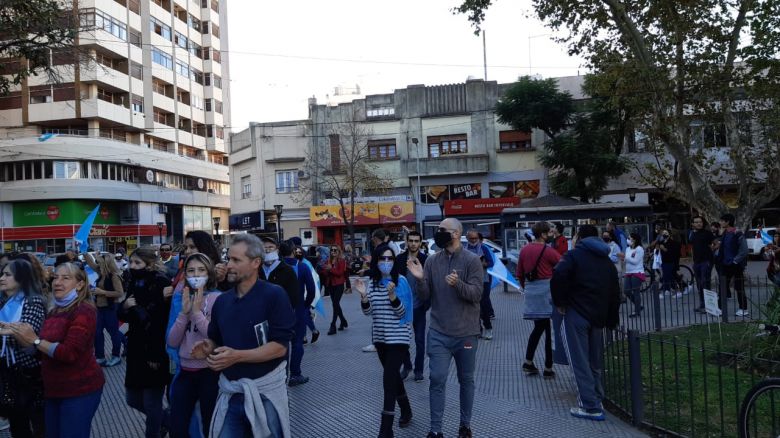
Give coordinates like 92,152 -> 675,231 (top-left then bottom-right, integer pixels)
7,262 -> 105,438
319,245 -> 348,335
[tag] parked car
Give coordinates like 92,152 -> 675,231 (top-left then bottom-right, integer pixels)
746,227 -> 777,260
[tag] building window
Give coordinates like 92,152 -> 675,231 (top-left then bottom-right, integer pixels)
175,61 -> 189,78
498,130 -> 533,151
215,100 -> 223,114
367,106 -> 394,118
275,170 -> 299,193
428,134 -> 467,158
191,95 -> 203,110
368,141 -> 397,160
130,61 -> 143,79
211,23 -> 220,38
204,74 -> 222,89
188,14 -> 201,32
149,17 -> 171,41
53,161 -> 79,179
329,134 -> 340,171
191,69 -> 203,84
189,41 -> 202,58
174,32 -> 188,49
241,176 -> 251,198
152,48 -> 172,69
80,9 -> 127,41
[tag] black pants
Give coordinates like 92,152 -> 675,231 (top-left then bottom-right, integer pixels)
375,343 -> 408,412
170,368 -> 220,438
722,264 -> 747,310
526,319 -> 552,369
328,284 -> 347,327
480,282 -> 493,330
2,366 -> 44,438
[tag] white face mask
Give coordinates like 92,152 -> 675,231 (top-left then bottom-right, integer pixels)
264,251 -> 279,265
186,276 -> 208,290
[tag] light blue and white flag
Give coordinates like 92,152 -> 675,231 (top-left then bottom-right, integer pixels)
761,229 -> 773,245
74,203 -> 100,252
487,248 -> 521,290
302,258 -> 326,317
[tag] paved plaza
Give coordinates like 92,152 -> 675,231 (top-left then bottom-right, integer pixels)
82,286 -> 645,437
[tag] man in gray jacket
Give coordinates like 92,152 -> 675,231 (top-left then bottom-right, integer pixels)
407,218 -> 484,438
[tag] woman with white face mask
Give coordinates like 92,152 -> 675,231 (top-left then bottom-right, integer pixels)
166,253 -> 222,438
354,248 -> 414,438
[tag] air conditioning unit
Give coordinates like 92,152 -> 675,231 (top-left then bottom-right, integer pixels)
207,188 -> 216,194
297,170 -> 309,179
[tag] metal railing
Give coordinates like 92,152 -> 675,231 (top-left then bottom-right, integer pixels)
603,274 -> 780,437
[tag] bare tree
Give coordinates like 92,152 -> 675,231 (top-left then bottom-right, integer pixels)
295,116 -> 394,247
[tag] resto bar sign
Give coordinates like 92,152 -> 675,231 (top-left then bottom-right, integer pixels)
444,197 -> 520,215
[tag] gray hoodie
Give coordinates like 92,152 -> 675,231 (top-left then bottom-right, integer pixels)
416,246 -> 484,338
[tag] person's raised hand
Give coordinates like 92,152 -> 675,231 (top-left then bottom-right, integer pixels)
406,258 -> 423,280
445,270 -> 459,287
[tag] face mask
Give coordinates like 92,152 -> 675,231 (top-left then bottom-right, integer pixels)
55,289 -> 79,308
603,238 -> 611,243
187,276 -> 208,289
160,251 -> 171,259
434,230 -> 453,249
129,268 -> 145,278
378,261 -> 393,275
295,253 -> 304,260
264,251 -> 279,265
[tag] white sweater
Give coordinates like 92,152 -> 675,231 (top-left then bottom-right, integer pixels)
624,246 -> 645,274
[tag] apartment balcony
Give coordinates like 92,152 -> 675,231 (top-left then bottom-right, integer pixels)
27,101 -> 77,123
81,98 -> 131,125
81,67 -> 130,92
404,154 -> 489,177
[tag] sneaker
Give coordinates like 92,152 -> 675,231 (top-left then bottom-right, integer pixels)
543,368 -> 555,379
664,290 -> 671,296
483,329 -> 493,340
426,433 -> 444,438
741,309 -> 749,316
458,424 -> 473,438
522,362 -> 539,375
96,358 -> 107,366
310,330 -> 320,344
104,356 -> 121,367
570,407 -> 605,421
362,344 -> 376,353
658,293 -> 665,299
414,372 -> 424,382
674,292 -> 683,299
302,338 -> 308,345
288,375 -> 309,387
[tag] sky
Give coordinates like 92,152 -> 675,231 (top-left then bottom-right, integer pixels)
225,0 -> 587,131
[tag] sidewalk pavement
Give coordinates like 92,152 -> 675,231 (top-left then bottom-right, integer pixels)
85,286 -> 646,437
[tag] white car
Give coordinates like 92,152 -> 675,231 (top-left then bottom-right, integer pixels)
425,236 -> 505,259
746,227 -> 776,260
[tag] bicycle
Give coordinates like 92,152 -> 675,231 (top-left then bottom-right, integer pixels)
640,256 -> 694,293
737,324 -> 780,438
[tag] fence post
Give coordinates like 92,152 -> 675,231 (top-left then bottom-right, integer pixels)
652,282 -> 662,331
719,273 -> 729,323
627,329 -> 644,426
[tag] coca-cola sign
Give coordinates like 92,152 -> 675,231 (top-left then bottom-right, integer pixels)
46,206 -> 60,221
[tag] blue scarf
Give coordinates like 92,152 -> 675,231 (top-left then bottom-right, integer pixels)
379,276 -> 413,326
54,289 -> 78,308
0,292 -> 25,323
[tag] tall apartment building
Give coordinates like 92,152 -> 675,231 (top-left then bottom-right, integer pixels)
0,0 -> 231,254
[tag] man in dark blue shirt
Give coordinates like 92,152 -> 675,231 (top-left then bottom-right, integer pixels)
193,233 -> 295,437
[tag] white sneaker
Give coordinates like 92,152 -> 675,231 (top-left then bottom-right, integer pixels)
362,344 -> 376,353
658,294 -> 665,299
683,286 -> 691,295
674,292 -> 683,299
664,290 -> 671,296
483,329 -> 493,340
735,309 -> 744,316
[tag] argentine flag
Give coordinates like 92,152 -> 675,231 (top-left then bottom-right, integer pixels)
487,248 -> 521,290
74,203 -> 100,252
760,229 -> 773,245
302,258 -> 327,317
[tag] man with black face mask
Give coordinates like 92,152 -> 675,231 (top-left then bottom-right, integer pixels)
407,218 -> 483,438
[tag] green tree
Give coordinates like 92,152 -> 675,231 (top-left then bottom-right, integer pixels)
456,0 -> 780,229
0,0 -> 79,95
497,76 -> 627,203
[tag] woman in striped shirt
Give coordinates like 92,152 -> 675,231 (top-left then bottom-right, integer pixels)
355,248 -> 413,438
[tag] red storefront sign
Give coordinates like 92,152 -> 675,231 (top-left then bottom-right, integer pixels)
0,224 -> 167,241
444,197 -> 520,215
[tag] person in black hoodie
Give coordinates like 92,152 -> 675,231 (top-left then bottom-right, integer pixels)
119,247 -> 172,438
551,225 -> 620,422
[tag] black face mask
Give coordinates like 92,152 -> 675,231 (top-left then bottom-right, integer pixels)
295,254 -> 304,261
434,230 -> 453,248
129,268 -> 145,279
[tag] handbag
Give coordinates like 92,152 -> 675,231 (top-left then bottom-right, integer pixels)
524,246 -> 547,282
652,249 -> 662,270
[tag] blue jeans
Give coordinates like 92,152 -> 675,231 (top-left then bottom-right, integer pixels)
401,304 -> 429,374
693,261 -> 712,307
127,387 -> 167,438
561,308 -> 604,412
427,328 -> 478,433
45,389 -> 102,438
290,306 -> 307,376
623,275 -> 643,314
219,393 -> 282,438
661,262 -> 677,292
304,308 -> 317,333
95,303 -> 122,358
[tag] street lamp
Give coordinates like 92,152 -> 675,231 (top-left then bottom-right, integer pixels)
274,204 -> 283,243
212,216 -> 221,243
156,222 -> 164,245
412,137 -> 421,231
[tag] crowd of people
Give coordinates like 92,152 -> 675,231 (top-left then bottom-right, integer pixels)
0,211 -> 776,438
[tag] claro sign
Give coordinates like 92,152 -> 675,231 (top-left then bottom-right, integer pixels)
444,197 -> 520,215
